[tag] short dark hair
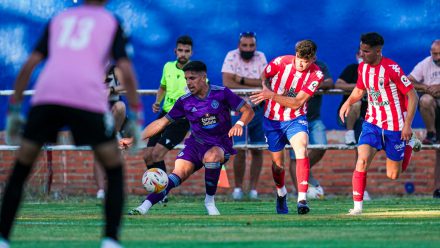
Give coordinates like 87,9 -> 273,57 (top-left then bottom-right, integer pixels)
361,32 -> 384,47
182,61 -> 207,73
176,35 -> 193,47
295,40 -> 317,60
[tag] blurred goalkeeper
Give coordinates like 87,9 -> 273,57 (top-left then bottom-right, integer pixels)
0,0 -> 142,247
124,61 -> 254,216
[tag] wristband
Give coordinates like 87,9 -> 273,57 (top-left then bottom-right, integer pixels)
236,120 -> 245,127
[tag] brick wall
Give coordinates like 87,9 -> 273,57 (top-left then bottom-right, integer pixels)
0,130 -> 437,197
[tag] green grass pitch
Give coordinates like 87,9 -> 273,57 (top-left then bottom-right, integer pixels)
7,195 -> 440,247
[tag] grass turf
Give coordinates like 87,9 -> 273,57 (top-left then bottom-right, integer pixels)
7,195 -> 440,247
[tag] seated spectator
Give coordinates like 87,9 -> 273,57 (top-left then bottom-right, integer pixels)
408,39 -> 440,198
408,40 -> 440,145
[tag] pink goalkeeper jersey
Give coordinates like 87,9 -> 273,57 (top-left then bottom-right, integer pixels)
31,5 -> 122,113
263,55 -> 323,121
356,57 -> 413,131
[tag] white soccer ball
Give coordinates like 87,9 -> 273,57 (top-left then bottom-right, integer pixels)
306,185 -> 325,200
142,168 -> 168,194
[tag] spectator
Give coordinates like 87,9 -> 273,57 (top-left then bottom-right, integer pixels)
221,31 -> 267,200
408,39 -> 440,198
95,65 -> 127,200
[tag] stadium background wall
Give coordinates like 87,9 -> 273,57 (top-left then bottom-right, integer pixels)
0,131 -> 436,197
0,0 -> 439,130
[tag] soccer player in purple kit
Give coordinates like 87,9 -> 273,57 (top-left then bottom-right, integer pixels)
0,1 -> 142,247
128,61 -> 254,216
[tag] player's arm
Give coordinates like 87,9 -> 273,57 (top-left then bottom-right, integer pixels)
402,88 -> 418,140
228,103 -> 254,137
141,116 -> 171,140
13,52 -> 44,102
153,85 -> 166,113
339,87 -> 366,123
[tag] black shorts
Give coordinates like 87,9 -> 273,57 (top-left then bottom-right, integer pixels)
147,111 -> 190,150
23,105 -> 115,147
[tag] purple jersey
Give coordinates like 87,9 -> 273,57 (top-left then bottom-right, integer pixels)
31,5 -> 129,113
166,85 -> 245,153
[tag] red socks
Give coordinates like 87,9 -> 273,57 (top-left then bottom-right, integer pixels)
296,158 -> 310,193
352,170 -> 367,201
402,145 -> 413,172
271,163 -> 285,188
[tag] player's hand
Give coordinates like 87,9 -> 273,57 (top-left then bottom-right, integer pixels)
119,137 -> 134,149
125,103 -> 144,154
338,102 -> 351,124
250,84 -> 275,105
401,125 -> 412,141
5,98 -> 25,145
152,102 -> 160,113
228,124 -> 243,137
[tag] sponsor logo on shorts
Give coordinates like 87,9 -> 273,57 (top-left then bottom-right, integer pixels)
298,119 -> 308,126
394,142 -> 405,151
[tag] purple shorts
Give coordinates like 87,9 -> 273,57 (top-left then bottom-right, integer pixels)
176,136 -> 235,170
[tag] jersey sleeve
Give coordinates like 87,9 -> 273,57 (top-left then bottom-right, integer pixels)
389,63 -> 413,95
34,22 -> 50,59
263,56 -> 282,79
111,22 -> 129,61
356,64 -> 366,90
160,63 -> 168,87
165,97 -> 185,121
221,51 -> 235,74
223,87 -> 245,112
301,66 -> 324,96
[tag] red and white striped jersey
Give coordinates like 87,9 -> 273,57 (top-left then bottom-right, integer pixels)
356,57 -> 413,131
263,55 -> 323,121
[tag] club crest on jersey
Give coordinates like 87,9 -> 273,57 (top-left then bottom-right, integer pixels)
211,100 -> 219,109
369,87 -> 381,101
401,75 -> 411,87
308,81 -> 319,92
379,77 -> 384,86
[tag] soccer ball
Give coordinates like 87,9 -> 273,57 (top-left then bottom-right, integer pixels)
306,185 -> 325,200
142,168 -> 168,193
